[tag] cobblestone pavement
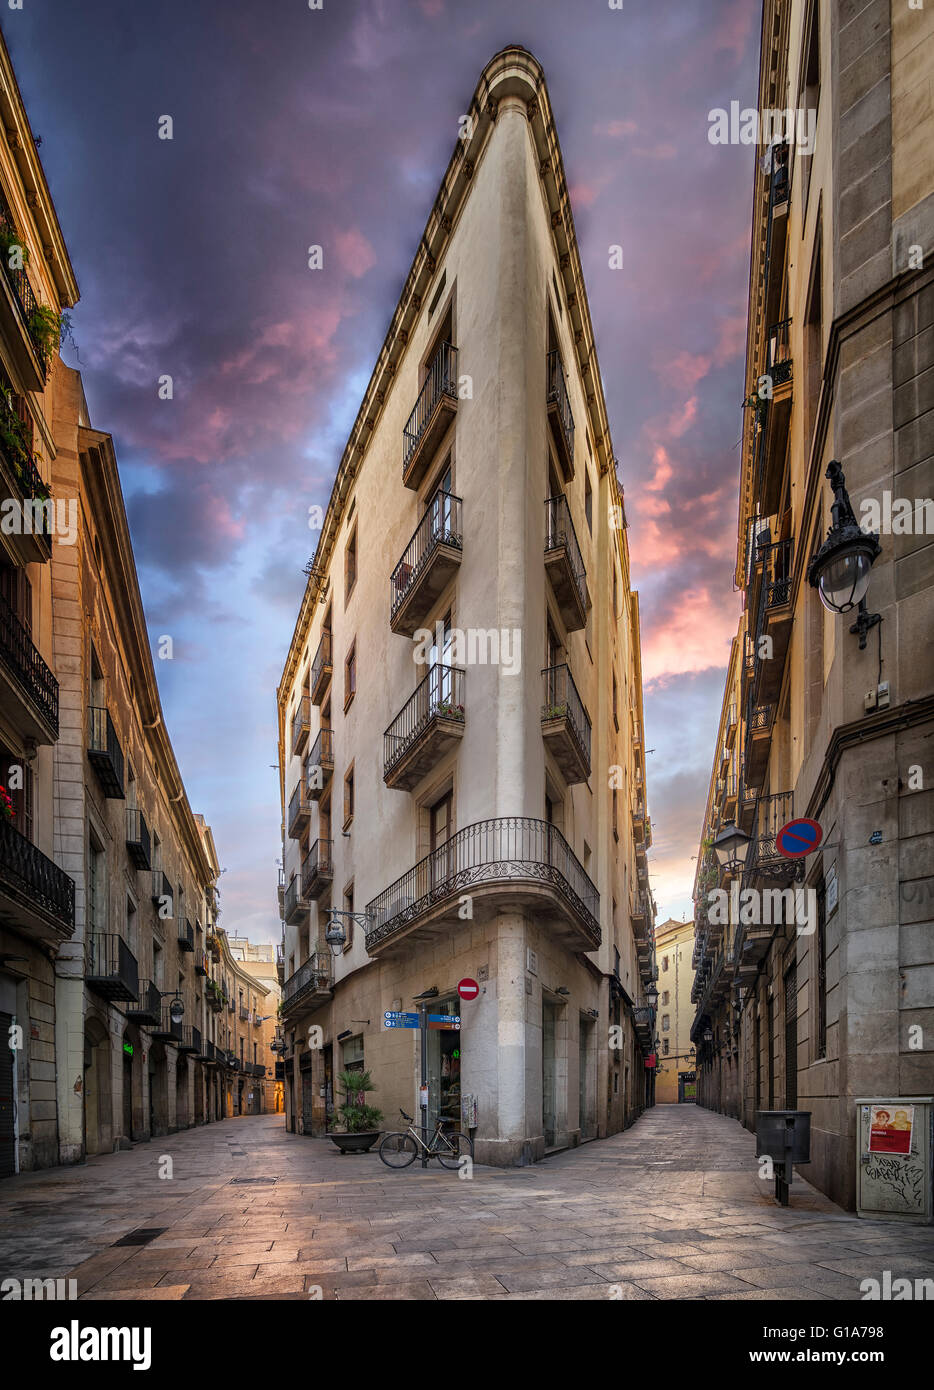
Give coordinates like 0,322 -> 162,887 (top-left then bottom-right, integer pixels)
1,1105 -> 933,1300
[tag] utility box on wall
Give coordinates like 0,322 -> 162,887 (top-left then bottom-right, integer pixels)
856,1097 -> 934,1224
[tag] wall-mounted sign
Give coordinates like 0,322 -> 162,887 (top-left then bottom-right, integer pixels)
122,1042 -> 133,1057
776,818 -> 823,858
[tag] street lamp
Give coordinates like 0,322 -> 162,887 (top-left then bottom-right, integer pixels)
712,821 -> 751,876
807,460 -> 882,648
645,981 -> 659,1008
324,907 -> 373,957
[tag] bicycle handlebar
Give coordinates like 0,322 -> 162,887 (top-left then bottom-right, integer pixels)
400,1109 -> 413,1122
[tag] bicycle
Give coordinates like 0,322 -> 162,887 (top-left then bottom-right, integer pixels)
378,1109 -> 474,1170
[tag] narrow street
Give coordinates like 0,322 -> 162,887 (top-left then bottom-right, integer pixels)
2,1106 -> 933,1301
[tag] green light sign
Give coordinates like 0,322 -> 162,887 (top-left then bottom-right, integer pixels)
123,1042 -> 133,1057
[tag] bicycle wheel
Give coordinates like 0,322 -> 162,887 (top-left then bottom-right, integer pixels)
434,1130 -> 474,1170
378,1132 -> 419,1168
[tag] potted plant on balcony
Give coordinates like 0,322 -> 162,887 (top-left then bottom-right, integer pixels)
434,699 -> 465,722
328,1069 -> 383,1154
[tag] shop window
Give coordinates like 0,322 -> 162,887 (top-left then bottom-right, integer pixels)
342,1034 -> 365,1074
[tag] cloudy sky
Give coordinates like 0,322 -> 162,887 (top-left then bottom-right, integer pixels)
10,0 -> 758,941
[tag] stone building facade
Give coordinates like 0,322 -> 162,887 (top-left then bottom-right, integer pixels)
691,0 -> 934,1210
277,48 -> 658,1166
653,918 -> 697,1105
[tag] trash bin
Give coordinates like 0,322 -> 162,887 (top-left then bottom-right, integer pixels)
855,1097 -> 933,1225
756,1110 -> 811,1164
756,1110 -> 811,1206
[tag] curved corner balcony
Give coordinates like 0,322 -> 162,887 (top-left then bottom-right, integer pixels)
365,816 -> 600,958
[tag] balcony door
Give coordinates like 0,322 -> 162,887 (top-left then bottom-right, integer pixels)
428,611 -> 454,710
429,791 -> 454,891
427,460 -> 453,540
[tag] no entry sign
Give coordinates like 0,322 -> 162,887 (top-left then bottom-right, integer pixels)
457,978 -> 479,1001
776,818 -> 823,858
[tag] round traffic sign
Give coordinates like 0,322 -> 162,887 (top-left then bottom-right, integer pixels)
457,978 -> 479,1001
776,818 -> 823,858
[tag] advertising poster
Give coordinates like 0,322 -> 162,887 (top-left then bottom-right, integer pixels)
869,1105 -> 914,1156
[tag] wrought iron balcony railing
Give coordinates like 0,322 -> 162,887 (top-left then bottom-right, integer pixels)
125,807 -> 151,870
541,663 -> 591,778
291,694 -> 310,757
310,629 -> 332,704
365,816 -> 600,953
0,587 -> 58,736
0,186 -> 52,374
301,839 -> 333,900
177,917 -> 194,951
283,874 -> 308,923
544,494 -> 587,627
86,932 -> 138,1002
384,662 -> 465,782
390,492 -> 463,629
126,978 -> 161,1026
87,706 -> 124,797
546,349 -> 575,471
0,816 -> 74,934
403,342 -> 458,478
282,950 -> 335,1011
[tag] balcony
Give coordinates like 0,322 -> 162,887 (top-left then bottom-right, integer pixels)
544,495 -> 587,631
725,703 -> 738,749
365,817 -> 600,958
390,493 -> 463,636
310,630 -> 332,705
721,773 -> 738,818
541,664 -> 591,784
125,807 -> 151,870
199,1039 -> 218,1065
749,535 -> 794,706
152,1008 -> 183,1044
177,918 -> 194,952
283,874 -> 308,924
0,818 -> 74,942
87,707 -> 125,798
402,342 -> 458,490
151,871 -> 172,915
206,926 -> 220,960
756,320 -> 794,516
744,791 -> 797,881
307,727 -> 334,803
206,981 -> 224,1013
763,144 -> 789,329
126,979 -> 161,1027
630,892 -> 649,930
0,590 -> 58,743
0,189 -> 52,389
291,695 -> 310,757
287,780 -> 311,839
631,801 -> 646,844
194,948 -> 209,977
384,663 -> 465,791
276,944 -> 285,986
631,1005 -> 655,1052
301,839 -> 333,902
743,701 -> 774,788
546,350 -> 575,480
177,1025 -> 200,1055
239,1004 -> 250,1021
85,932 -> 138,1003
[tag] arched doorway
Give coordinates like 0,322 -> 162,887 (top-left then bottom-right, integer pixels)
84,1017 -> 113,1157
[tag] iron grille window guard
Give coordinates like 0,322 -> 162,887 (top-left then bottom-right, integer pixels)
384,662 -> 465,777
390,492 -> 463,619
544,494 -> 586,612
403,342 -> 458,471
0,816 -> 74,928
0,588 -> 58,733
365,816 -> 600,952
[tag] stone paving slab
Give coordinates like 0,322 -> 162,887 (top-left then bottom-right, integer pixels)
2,1105 -> 934,1301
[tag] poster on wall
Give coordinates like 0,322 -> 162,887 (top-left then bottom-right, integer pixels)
868,1104 -> 914,1156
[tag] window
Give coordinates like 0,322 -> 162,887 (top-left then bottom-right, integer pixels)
342,1034 -> 365,1073
344,639 -> 356,709
345,524 -> 357,602
584,471 -> 593,533
343,763 -> 354,829
126,895 -> 137,954
662,1014 -> 670,1032
88,830 -> 106,932
661,991 -> 669,1007
662,955 -> 669,972
798,0 -> 820,214
663,1039 -> 670,1056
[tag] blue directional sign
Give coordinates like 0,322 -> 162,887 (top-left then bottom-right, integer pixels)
384,1010 -> 419,1029
776,818 -> 823,858
428,1015 -> 460,1024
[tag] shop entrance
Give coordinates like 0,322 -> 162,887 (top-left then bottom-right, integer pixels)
426,997 -> 461,1130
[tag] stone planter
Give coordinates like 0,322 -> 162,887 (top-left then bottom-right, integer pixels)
328,1131 -> 381,1155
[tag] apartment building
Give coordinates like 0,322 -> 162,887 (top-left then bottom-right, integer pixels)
277,47 -> 657,1166
691,0 -> 934,1209
219,932 -> 279,1114
0,27 -> 79,1177
653,918 -> 697,1104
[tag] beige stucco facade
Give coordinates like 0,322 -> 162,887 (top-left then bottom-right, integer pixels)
654,919 -> 696,1105
277,48 -> 658,1165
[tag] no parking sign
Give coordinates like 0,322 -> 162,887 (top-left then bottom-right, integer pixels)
776,818 -> 823,858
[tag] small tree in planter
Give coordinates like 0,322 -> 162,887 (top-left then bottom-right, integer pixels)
329,1069 -> 383,1154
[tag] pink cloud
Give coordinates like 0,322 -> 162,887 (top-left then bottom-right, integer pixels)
335,227 -> 377,277
594,119 -> 638,138
640,586 -> 741,682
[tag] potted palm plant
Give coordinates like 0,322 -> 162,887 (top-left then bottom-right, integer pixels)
328,1069 -> 383,1154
